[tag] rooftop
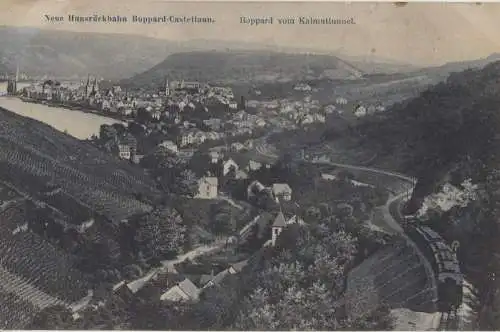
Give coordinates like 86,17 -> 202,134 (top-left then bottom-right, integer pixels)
178,278 -> 200,299
272,211 -> 287,228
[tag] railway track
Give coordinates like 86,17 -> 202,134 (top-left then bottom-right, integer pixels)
438,307 -> 458,331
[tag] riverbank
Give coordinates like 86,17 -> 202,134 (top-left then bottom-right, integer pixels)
0,97 -> 125,140
19,97 -> 131,123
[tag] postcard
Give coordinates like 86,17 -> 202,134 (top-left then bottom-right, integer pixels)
0,0 -> 496,330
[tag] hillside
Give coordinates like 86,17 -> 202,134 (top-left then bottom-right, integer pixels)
125,50 -> 364,86
0,107 -> 161,222
352,60 -> 500,211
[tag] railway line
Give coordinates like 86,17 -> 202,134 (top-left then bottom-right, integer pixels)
438,307 -> 458,331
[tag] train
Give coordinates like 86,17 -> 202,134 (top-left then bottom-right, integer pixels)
409,225 -> 463,310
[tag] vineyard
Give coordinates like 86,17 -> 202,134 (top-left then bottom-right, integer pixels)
0,289 -> 38,329
0,204 -> 91,303
346,239 -> 438,320
0,137 -> 156,220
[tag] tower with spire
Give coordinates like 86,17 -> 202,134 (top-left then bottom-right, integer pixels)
85,74 -> 91,98
271,210 -> 287,247
164,76 -> 170,97
7,62 -> 19,95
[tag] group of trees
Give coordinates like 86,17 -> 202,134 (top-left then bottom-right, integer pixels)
354,62 -> 500,213
232,213 -> 394,331
134,206 -> 186,263
140,147 -> 198,197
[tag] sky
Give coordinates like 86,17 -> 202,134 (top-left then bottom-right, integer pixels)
0,1 -> 500,66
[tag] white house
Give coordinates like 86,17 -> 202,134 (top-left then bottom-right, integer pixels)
159,140 -> 178,154
196,176 -> 218,199
247,160 -> 263,172
180,131 -> 196,147
294,83 -> 312,91
354,105 -> 367,118
117,143 -> 132,160
335,97 -> 348,105
231,142 -> 245,152
272,183 -> 293,201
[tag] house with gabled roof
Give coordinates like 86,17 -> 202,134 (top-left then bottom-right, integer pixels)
222,158 -> 239,176
202,269 -> 231,289
228,260 -> 248,274
160,278 -> 200,302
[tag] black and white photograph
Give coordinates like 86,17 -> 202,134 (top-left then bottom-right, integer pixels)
0,1 -> 498,330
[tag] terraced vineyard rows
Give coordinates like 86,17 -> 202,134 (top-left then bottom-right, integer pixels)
0,206 -> 90,302
0,290 -> 38,329
346,240 -> 437,319
0,229 -> 90,302
0,141 -> 153,221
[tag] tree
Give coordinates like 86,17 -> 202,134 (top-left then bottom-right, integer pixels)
173,169 -> 199,197
131,300 -> 187,330
30,305 -> 76,329
235,278 -> 340,330
134,207 -> 186,261
99,124 -> 118,142
346,304 -> 395,330
190,276 -> 241,329
136,108 -> 152,124
234,288 -> 278,330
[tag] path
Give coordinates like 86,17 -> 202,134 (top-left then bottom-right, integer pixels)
127,241 -> 226,294
218,194 -> 244,210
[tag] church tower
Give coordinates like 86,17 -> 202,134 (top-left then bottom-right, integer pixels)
164,76 -> 170,97
271,211 -> 287,247
7,62 -> 19,95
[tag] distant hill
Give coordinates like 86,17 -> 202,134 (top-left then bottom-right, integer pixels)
0,26 -> 177,79
125,50 -> 365,86
415,53 -> 500,82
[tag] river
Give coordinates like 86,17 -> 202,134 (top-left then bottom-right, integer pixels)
0,97 -> 125,140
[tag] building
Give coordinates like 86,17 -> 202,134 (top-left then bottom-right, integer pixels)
231,142 -> 245,152
228,260 -> 248,274
132,154 -> 144,164
222,158 -> 239,176
354,105 -> 367,118
160,278 -> 200,302
117,143 -> 132,160
272,183 -> 293,201
159,140 -> 179,154
202,269 -> 230,289
271,212 -> 287,246
115,135 -> 137,160
286,214 -> 305,225
247,180 -> 266,199
196,176 -> 218,199
180,131 -> 196,147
